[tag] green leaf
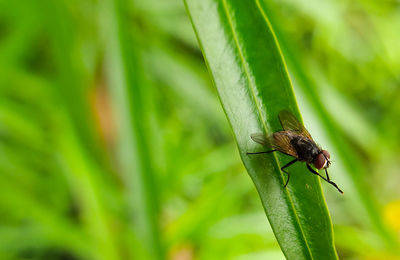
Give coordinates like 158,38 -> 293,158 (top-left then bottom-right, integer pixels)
184,0 -> 339,259
99,0 -> 164,259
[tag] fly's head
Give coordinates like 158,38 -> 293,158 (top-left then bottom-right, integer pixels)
313,150 -> 331,170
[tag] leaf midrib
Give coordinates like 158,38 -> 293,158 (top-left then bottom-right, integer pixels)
220,0 -> 313,258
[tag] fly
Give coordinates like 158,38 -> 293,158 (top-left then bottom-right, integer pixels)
247,110 -> 343,194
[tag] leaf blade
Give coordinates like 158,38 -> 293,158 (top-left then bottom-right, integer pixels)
184,0 -> 339,259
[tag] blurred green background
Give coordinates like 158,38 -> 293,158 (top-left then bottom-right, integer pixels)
1,0 -> 400,259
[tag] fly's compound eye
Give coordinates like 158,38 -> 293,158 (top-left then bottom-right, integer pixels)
322,150 -> 331,167
321,150 -> 330,159
313,153 -> 327,170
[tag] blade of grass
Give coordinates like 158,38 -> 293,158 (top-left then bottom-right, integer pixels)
56,115 -> 120,260
99,0 -> 163,259
41,0 -> 107,166
184,0 -> 338,259
34,1 -> 122,258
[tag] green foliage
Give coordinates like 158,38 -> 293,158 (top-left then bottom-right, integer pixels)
0,0 -> 399,259
184,0 -> 337,259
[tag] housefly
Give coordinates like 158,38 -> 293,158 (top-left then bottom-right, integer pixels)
247,110 -> 343,194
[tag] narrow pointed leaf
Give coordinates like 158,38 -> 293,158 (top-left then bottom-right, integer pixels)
184,0 -> 339,259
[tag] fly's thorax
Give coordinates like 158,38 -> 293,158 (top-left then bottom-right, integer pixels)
290,136 -> 320,163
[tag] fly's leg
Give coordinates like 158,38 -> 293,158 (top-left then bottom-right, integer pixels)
281,159 -> 298,187
247,150 -> 297,188
306,164 -> 343,194
306,164 -> 327,181
246,149 -> 277,155
247,150 -> 293,157
324,168 -> 331,181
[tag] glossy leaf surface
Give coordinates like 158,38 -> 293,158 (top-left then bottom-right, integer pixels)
184,0 -> 339,259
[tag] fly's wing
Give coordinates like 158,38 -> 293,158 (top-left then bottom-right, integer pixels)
251,132 -> 298,158
250,133 -> 270,146
272,131 -> 298,158
278,110 -> 313,140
